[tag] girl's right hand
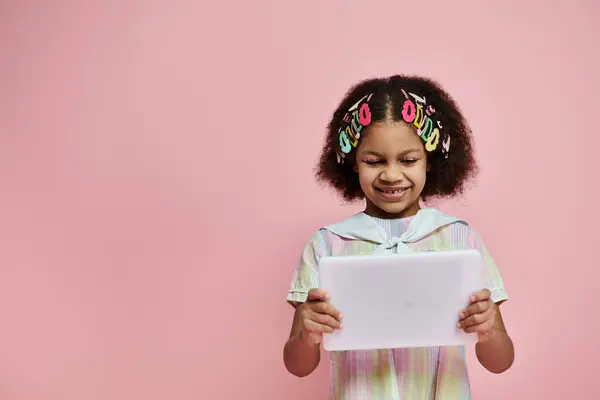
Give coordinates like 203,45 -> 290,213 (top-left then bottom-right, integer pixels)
297,288 -> 343,345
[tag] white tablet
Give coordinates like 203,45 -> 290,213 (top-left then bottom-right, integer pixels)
318,250 -> 483,351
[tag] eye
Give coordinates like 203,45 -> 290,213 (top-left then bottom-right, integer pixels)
364,159 -> 382,165
402,157 -> 420,165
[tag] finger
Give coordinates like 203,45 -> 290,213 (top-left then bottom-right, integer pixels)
459,307 -> 494,328
463,318 -> 495,335
303,318 -> 336,335
469,289 -> 491,303
458,304 -> 495,329
311,301 -> 343,321
307,288 -> 330,302
308,309 -> 343,330
460,299 -> 493,319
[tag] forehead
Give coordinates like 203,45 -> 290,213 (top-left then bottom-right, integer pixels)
358,120 -> 424,152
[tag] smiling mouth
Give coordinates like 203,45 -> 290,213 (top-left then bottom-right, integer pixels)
376,187 -> 408,194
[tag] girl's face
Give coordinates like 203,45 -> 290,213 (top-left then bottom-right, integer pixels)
355,120 -> 428,218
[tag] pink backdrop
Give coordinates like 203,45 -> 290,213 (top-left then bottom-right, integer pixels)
1,1 -> 598,399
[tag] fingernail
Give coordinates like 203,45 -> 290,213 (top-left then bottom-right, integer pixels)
456,322 -> 461,328
339,323 -> 344,330
459,312 -> 465,319
339,313 -> 344,320
470,296 -> 476,302
325,294 -> 330,300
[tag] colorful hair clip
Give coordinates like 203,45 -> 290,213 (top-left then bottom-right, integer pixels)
335,90 -> 451,164
400,90 -> 450,156
336,94 -> 373,164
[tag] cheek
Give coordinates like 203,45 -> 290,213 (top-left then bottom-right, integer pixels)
357,166 -> 378,188
406,164 -> 428,185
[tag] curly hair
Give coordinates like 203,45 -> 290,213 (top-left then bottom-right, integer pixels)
316,74 -> 478,201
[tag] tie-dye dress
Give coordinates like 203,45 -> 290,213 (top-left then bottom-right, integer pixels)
287,208 -> 508,400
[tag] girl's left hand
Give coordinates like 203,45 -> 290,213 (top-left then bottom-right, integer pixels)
457,289 -> 497,342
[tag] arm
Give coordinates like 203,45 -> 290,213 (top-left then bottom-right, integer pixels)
284,233 -> 342,377
475,303 -> 515,374
283,303 -> 321,377
458,292 -> 515,374
283,289 -> 343,377
462,228 -> 514,373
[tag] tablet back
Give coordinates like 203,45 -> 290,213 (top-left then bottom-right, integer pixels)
319,250 -> 483,351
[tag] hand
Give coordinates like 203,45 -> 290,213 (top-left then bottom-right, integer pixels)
457,289 -> 497,343
297,288 -> 343,346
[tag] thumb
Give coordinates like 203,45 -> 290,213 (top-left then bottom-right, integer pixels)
307,288 -> 330,302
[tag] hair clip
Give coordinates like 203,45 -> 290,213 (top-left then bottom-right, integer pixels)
336,90 -> 451,163
336,94 -> 373,164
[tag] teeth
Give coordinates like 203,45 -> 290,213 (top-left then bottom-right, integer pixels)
383,188 -> 404,194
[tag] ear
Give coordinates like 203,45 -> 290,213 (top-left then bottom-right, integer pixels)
353,164 -> 358,173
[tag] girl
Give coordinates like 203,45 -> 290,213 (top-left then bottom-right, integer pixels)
283,75 -> 514,399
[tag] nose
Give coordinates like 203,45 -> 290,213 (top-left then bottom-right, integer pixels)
380,163 -> 405,183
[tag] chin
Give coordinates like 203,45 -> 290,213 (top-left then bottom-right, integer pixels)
380,204 -> 411,215
368,197 -> 421,217
369,200 -> 405,214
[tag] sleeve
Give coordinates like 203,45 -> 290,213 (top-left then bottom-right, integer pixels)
286,231 -> 327,307
467,228 -> 509,304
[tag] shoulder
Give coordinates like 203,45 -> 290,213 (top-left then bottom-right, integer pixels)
319,212 -> 370,240
300,213 -> 369,253
299,218 -> 348,252
434,218 -> 488,250
424,209 -> 482,245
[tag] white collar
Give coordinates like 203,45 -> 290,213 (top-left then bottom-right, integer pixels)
323,208 -> 466,254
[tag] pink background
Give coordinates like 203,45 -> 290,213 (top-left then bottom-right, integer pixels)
1,1 -> 598,399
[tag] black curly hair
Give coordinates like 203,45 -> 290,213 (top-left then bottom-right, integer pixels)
316,74 -> 478,201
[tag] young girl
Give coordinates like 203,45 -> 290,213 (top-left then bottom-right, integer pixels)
283,75 -> 514,399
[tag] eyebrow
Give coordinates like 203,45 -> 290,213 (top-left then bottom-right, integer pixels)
360,150 -> 385,157
360,149 -> 422,157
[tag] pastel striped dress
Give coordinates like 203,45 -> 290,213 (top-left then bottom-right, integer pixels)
287,208 -> 508,400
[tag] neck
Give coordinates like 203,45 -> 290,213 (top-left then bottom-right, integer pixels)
364,199 -> 421,219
